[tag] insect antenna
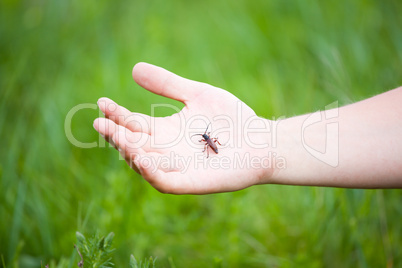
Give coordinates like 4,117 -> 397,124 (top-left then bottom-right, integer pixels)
191,122 -> 212,138
205,123 -> 211,133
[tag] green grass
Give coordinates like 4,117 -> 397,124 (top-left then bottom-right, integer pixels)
1,0 -> 402,267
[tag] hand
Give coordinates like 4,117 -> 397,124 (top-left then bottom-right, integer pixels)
94,63 -> 274,194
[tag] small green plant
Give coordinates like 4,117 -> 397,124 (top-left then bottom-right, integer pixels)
129,255 -> 157,268
75,232 -> 116,268
74,231 -> 157,268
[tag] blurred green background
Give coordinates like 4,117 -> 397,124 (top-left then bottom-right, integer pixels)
1,0 -> 401,267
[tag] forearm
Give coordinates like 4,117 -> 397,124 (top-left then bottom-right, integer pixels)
267,87 -> 402,188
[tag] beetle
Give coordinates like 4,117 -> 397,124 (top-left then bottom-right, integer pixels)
191,123 -> 221,158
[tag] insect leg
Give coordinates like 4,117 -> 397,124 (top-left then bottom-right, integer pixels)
202,143 -> 208,152
213,138 -> 222,145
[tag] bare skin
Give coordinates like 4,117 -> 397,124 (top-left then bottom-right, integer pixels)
93,62 -> 402,194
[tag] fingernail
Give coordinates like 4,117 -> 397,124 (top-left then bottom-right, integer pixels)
108,102 -> 117,112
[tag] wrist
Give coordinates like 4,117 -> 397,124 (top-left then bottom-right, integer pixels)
246,117 -> 280,185
268,116 -> 302,185
269,111 -> 340,187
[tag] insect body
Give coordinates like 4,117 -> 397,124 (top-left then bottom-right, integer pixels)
191,123 -> 221,158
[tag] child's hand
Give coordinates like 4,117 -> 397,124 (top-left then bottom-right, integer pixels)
94,63 -> 274,194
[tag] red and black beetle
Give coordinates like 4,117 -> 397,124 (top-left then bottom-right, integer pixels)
191,123 -> 221,158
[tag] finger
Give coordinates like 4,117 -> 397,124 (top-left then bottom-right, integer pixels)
113,133 -> 175,175
97,97 -> 151,134
94,118 -> 152,152
112,130 -> 146,174
139,152 -> 180,173
135,159 -> 166,191
132,62 -> 203,104
94,117 -> 126,148
135,159 -> 188,194
134,160 -> 196,194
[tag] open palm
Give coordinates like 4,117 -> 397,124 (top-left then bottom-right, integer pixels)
94,63 -> 272,194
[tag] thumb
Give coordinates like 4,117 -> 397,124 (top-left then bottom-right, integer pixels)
132,62 -> 203,104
